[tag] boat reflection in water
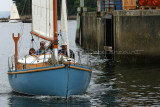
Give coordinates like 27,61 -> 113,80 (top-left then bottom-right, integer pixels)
8,93 -> 91,107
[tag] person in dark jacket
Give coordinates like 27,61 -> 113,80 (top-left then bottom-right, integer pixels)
58,42 -> 75,58
36,41 -> 46,55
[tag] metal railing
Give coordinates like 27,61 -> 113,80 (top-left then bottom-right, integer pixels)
8,55 -> 15,71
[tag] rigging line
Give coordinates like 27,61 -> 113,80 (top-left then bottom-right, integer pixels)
18,24 -> 24,55
59,0 -> 65,46
46,0 -> 48,39
60,0 -> 62,31
30,0 -> 33,42
18,0 -> 28,55
49,0 -> 51,39
30,35 -> 34,48
33,37 -> 39,49
59,0 -> 62,46
38,0 -> 41,39
19,0 -> 27,45
59,30 -> 65,45
30,55 -> 41,64
66,0 -> 69,21
20,0 -> 28,16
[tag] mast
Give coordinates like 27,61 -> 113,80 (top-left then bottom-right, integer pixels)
53,0 -> 58,59
53,0 -> 58,48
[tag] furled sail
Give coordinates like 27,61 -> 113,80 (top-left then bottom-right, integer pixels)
31,0 -> 54,40
10,2 -> 20,20
61,0 -> 70,57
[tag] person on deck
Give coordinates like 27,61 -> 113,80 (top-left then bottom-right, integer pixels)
29,48 -> 35,55
58,43 -> 75,59
36,41 -> 46,55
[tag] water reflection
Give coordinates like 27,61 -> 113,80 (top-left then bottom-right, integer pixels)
114,64 -> 160,106
88,60 -> 160,106
8,93 -> 91,107
86,60 -> 120,106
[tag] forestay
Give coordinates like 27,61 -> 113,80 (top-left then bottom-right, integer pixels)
32,0 -> 54,40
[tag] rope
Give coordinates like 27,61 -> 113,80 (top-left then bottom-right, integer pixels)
60,0 -> 62,29
30,36 -> 34,48
49,0 -> 51,39
59,30 -> 65,45
20,0 -> 28,16
18,0 -> 28,55
46,0 -> 48,39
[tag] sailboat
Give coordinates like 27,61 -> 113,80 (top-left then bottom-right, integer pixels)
8,0 -> 92,98
9,2 -> 20,23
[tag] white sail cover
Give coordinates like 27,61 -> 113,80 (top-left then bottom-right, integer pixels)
10,2 -> 20,20
32,0 -> 54,39
61,0 -> 70,57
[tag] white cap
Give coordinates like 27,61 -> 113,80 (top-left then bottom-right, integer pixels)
61,42 -> 67,46
45,41 -> 50,47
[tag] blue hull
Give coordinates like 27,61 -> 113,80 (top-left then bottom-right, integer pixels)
8,64 -> 91,97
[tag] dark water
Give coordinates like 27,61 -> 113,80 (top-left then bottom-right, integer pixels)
0,21 -> 160,107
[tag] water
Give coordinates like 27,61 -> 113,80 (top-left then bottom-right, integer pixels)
0,21 -> 160,106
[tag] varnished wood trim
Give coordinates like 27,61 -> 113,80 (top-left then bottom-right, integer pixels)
30,31 -> 53,41
53,0 -> 58,49
8,65 -> 65,74
12,33 -> 20,67
69,66 -> 92,72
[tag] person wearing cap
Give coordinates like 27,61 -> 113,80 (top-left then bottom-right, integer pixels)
58,43 -> 75,58
36,41 -> 46,55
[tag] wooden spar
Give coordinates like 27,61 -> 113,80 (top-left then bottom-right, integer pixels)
30,0 -> 57,43
53,0 -> 58,49
12,33 -> 20,68
30,31 -> 53,41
